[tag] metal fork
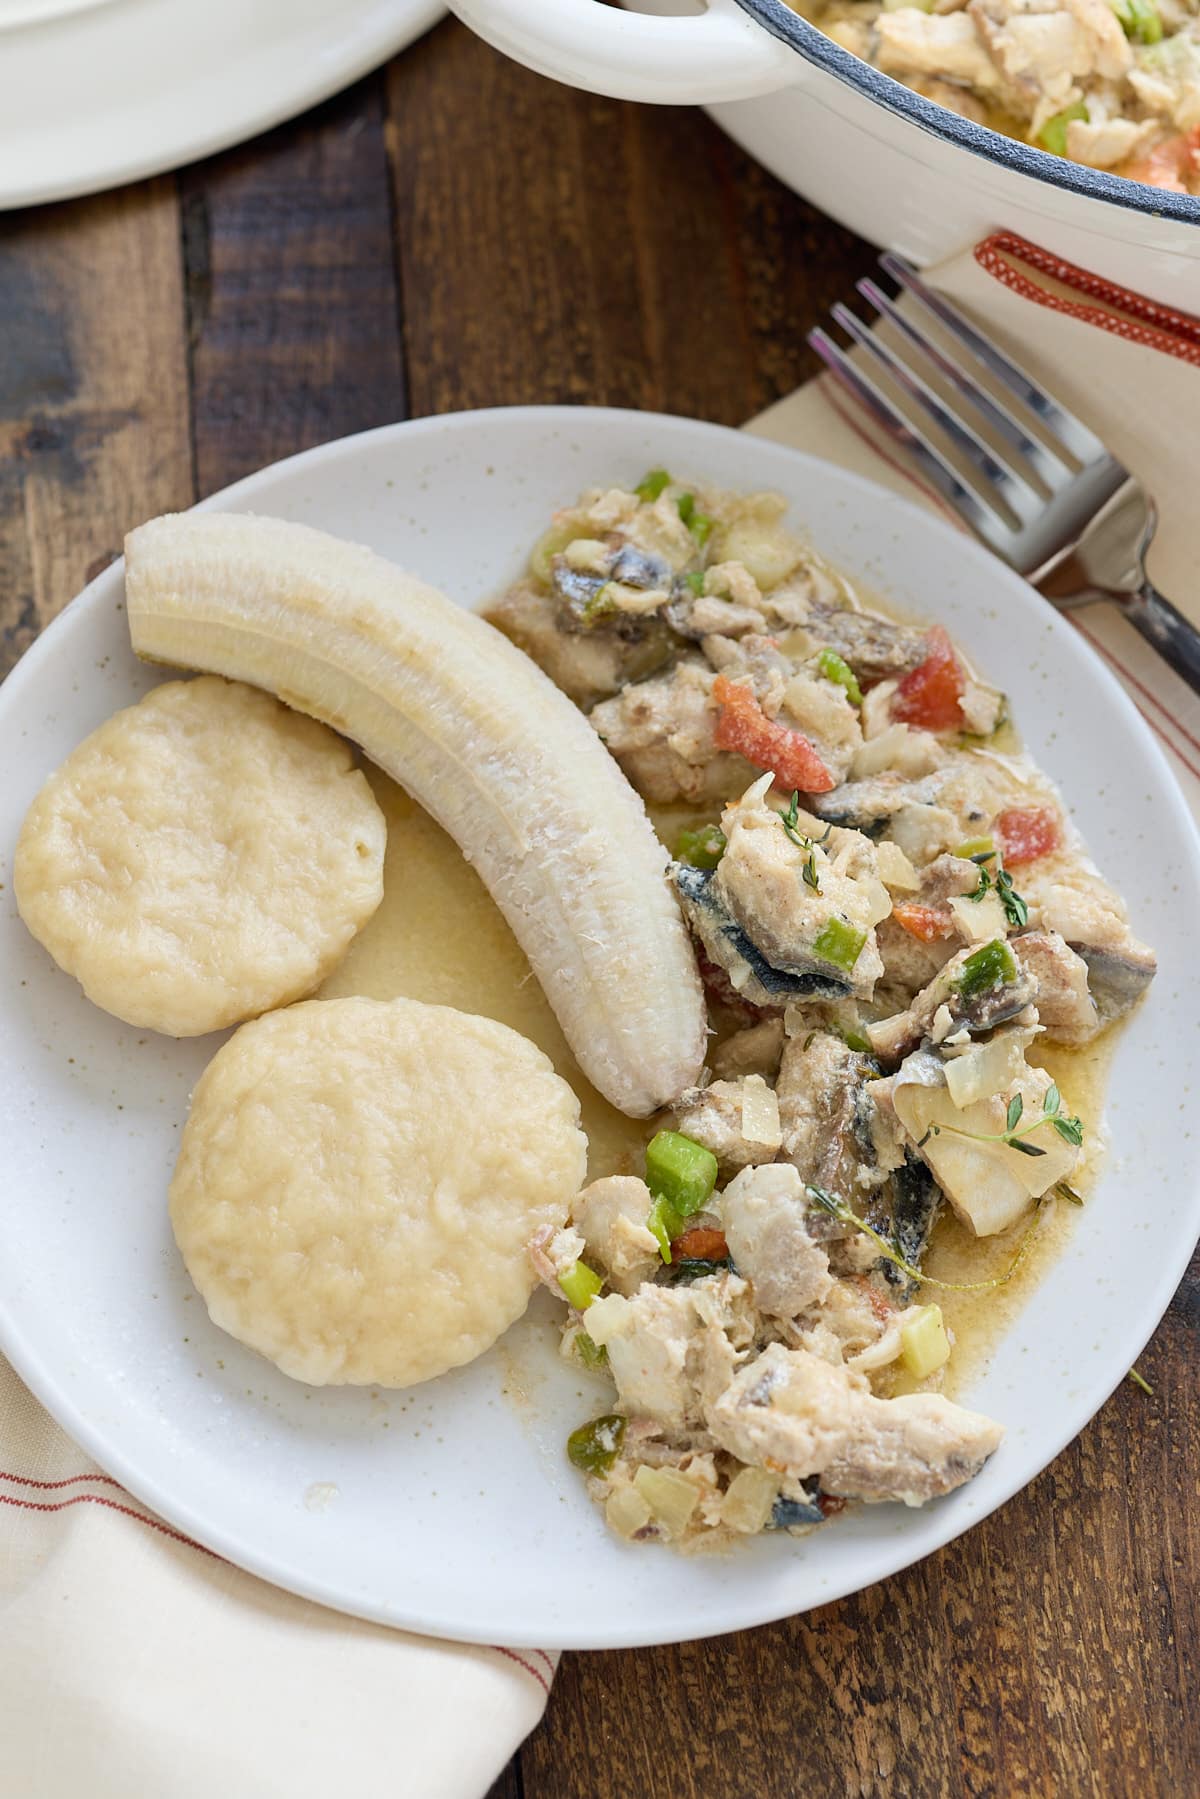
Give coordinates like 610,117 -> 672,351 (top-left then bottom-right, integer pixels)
809,254 -> 1200,698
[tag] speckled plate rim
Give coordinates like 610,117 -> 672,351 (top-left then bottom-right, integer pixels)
1,406 -> 1197,1650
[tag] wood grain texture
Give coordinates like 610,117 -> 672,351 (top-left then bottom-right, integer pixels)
179,75 -> 407,500
1,15 -> 1197,1796
385,19 -> 875,424
0,179 -> 191,676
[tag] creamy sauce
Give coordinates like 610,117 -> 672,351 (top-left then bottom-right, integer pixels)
322,677 -> 1119,1403
920,1031 -> 1116,1398
319,767 -> 651,1184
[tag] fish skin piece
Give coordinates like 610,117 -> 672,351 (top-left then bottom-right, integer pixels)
123,511 -> 708,1118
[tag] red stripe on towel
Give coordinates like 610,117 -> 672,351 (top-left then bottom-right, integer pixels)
1069,619 -> 1200,782
0,1489 -> 216,1556
489,1645 -> 552,1696
0,1468 -> 123,1491
975,233 -> 1200,366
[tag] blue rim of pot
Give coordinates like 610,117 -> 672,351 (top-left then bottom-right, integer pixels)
735,0 -> 1200,227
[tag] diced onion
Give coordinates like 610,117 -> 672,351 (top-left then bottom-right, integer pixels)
606,1485 -> 653,1539
948,891 -> 1008,944
740,1074 -> 782,1147
943,1034 -> 1028,1110
876,839 -> 920,892
721,1466 -> 779,1534
633,1465 -> 702,1536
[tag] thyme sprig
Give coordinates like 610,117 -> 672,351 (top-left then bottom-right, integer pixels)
918,1084 -> 1083,1160
805,1183 -> 1044,1293
1127,1366 -> 1154,1397
780,791 -> 829,892
967,853 -> 1029,929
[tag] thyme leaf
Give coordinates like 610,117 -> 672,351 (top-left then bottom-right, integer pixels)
922,1082 -> 1083,1157
780,790 -> 822,892
967,859 -> 1028,928
805,1183 -> 1044,1293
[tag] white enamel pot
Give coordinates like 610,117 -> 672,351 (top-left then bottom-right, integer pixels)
449,0 -> 1200,309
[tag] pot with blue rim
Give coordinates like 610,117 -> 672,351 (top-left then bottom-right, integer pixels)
449,0 -> 1200,310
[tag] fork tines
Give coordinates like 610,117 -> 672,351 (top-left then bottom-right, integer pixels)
808,255 -> 1117,563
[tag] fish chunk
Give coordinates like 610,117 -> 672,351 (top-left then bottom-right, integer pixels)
822,1390 -> 1005,1505
707,1342 -> 1004,1504
1010,930 -> 1099,1043
570,1175 -> 661,1296
590,660 -> 752,804
585,1274 -> 753,1429
671,1076 -> 783,1173
869,939 -> 1039,1064
720,1163 -> 834,1318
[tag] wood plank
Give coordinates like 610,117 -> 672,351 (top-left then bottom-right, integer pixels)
484,1759 -> 523,1799
0,178 -> 191,676
179,73 -> 406,500
385,19 -> 875,425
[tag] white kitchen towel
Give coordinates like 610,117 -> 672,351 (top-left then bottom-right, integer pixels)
0,1354 -> 555,1798
2,229 -> 1197,1799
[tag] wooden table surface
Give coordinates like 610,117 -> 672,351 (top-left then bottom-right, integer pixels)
2,18 -> 1196,1797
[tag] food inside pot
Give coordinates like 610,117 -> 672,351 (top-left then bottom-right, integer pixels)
790,0 -> 1200,192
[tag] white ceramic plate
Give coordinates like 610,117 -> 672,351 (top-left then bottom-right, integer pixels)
0,0 -> 443,210
2,407 -> 1197,1650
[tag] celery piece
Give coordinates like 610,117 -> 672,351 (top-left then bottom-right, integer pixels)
529,519 -> 578,587
646,1194 -> 684,1264
558,1259 -> 604,1311
900,1305 -> 951,1379
645,1129 -> 718,1218
635,469 -> 671,503
954,834 -> 995,863
579,584 -> 616,627
1038,101 -> 1088,156
683,570 -> 705,597
576,1331 -> 608,1370
1112,0 -> 1162,40
567,1413 -> 626,1476
675,492 -> 715,545
675,822 -> 727,870
816,647 -> 864,707
813,916 -> 867,972
954,937 -> 1017,1004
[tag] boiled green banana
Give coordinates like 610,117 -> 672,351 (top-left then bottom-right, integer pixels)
124,512 -> 708,1116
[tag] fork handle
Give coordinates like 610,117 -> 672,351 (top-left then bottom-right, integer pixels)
1121,582 -> 1200,701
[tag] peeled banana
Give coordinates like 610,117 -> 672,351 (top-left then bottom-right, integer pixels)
123,512 -> 708,1117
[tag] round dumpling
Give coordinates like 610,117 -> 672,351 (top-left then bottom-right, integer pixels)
169,996 -> 588,1386
14,676 -> 386,1036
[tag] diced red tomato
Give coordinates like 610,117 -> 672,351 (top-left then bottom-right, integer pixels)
711,674 -> 835,795
891,626 -> 966,732
995,805 -> 1061,867
1124,127 -> 1200,196
891,901 -> 956,943
671,1226 -> 728,1262
817,1494 -> 848,1519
